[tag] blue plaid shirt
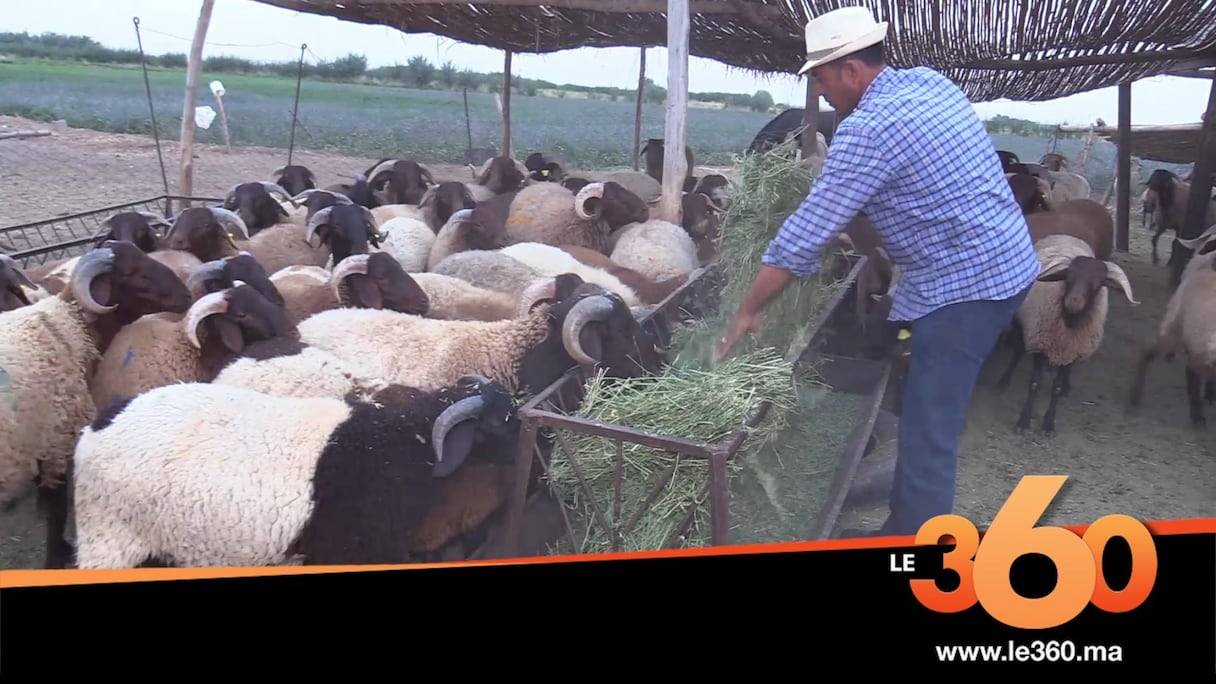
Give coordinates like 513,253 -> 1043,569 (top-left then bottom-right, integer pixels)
761,65 -> 1041,322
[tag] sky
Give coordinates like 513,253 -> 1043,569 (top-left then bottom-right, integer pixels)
5,0 -> 1213,126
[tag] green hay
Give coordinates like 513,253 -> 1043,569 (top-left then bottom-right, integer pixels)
544,139 -> 860,554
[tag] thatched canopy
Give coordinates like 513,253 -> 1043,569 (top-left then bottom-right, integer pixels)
1091,123 -> 1207,165
249,0 -> 1216,102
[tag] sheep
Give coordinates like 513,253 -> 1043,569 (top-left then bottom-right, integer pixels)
689,173 -> 733,211
305,202 -> 388,266
1007,172 -> 1052,215
498,242 -> 643,307
993,234 -> 1138,434
1025,198 -> 1114,261
365,159 -> 436,205
294,273 -> 665,396
474,181 -> 650,255
272,164 -> 319,197
1129,225 -> 1216,427
464,155 -> 530,201
426,208 -> 513,271
69,374 -> 523,568
680,191 -> 724,264
321,173 -> 381,210
996,150 -> 1022,174
429,249 -> 544,297
554,244 -> 692,308
164,204 -> 371,276
89,281 -> 293,411
524,151 -> 566,183
367,180 -> 477,234
1,253 -> 38,312
221,181 -> 300,234
0,241 -> 193,569
639,137 -> 695,187
373,216 -> 435,272
88,210 -> 173,253
265,252 -> 431,328
1145,168 -> 1216,266
608,218 -> 701,282
407,271 -> 535,322
1038,153 -> 1093,202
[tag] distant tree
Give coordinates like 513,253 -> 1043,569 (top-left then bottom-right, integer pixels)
405,55 -> 435,88
750,89 -> 774,112
438,60 -> 458,88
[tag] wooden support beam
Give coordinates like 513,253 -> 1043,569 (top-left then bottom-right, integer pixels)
363,0 -> 785,17
1116,82 -> 1131,253
633,47 -> 646,171
657,0 -> 689,225
1170,77 -> 1216,290
501,50 -> 513,158
967,49 -> 1216,72
179,0 -> 216,204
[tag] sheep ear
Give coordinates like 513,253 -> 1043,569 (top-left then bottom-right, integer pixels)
214,318 -> 246,354
1036,264 -> 1071,282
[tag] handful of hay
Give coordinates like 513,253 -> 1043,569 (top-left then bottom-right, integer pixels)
546,348 -> 807,554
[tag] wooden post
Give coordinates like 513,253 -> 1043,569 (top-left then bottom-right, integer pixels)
1115,82 -> 1131,253
179,0 -> 216,204
632,47 -> 646,171
658,0 -> 690,225
1170,77 -> 1216,290
501,50 -> 513,158
800,75 -> 819,162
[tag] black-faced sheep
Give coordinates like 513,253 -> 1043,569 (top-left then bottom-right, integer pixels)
69,374 -> 523,568
222,181 -> 299,234
305,202 -> 386,266
994,234 -> 1138,434
1128,224 -> 1216,427
525,152 -> 566,183
1145,168 -> 1216,266
1007,172 -> 1052,215
165,206 -> 333,275
1,254 -> 37,312
465,155 -> 530,201
366,159 -> 436,205
639,137 -> 695,186
688,174 -> 732,211
426,208 -> 513,270
294,273 -> 665,395
680,191 -> 724,264
89,281 -> 293,411
272,164 -> 318,197
322,173 -> 382,210
267,252 -> 431,328
89,211 -> 173,252
0,241 -> 193,569
474,181 -> 650,255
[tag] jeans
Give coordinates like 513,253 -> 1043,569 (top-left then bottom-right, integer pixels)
878,285 -> 1031,537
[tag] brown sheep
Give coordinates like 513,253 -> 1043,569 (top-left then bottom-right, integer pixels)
1145,168 -> 1216,266
1025,198 -> 1114,261
426,208 -> 513,271
265,252 -> 431,328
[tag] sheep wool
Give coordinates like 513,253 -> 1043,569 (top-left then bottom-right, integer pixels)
430,250 -> 543,297
213,345 -> 389,400
409,272 -> 524,321
0,295 -> 99,502
377,217 -> 435,273
270,265 -> 342,329
609,219 -> 700,282
503,183 -> 609,251
498,242 -> 642,307
89,311 -> 193,411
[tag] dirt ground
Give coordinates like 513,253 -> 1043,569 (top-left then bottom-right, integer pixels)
2,114 -> 1212,569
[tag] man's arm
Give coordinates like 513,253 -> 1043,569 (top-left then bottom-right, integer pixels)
741,122 -> 899,316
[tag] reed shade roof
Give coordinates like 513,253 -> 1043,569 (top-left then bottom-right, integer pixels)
1090,123 -> 1207,165
248,0 -> 1216,102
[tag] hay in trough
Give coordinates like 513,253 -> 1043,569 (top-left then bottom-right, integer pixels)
543,139 -> 861,554
545,348 -> 807,554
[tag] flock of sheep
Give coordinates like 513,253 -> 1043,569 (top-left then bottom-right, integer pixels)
0,145 -> 735,570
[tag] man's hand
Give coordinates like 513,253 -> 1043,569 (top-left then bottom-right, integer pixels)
714,310 -> 762,363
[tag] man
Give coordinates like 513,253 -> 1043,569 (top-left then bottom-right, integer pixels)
713,6 -> 1042,538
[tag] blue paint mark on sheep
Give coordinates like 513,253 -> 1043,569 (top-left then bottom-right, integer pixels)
0,366 -> 13,411
121,348 -> 135,368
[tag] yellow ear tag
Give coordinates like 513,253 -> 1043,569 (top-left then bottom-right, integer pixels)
225,232 -> 239,249
541,169 -> 550,177
897,329 -> 912,341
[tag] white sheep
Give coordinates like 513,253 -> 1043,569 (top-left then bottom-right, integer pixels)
608,219 -> 701,282
409,271 -> 540,322
497,242 -> 643,307
994,234 -> 1138,434
375,216 -> 435,272
69,376 -> 522,568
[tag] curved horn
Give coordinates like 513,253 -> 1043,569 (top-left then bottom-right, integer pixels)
418,163 -> 436,184
361,207 -> 385,241
305,167 -> 318,185
271,166 -> 287,177
517,277 -> 558,316
259,181 -> 298,207
186,258 -> 230,295
367,159 -> 399,183
471,157 -> 494,181
1177,222 -> 1216,251
1036,254 -> 1074,281
329,253 -> 371,294
431,394 -> 488,465
560,294 -> 616,366
0,254 -> 36,291
90,217 -> 116,243
207,207 -> 250,240
574,182 -> 606,220
223,184 -> 240,208
444,208 -> 476,230
69,246 -> 118,314
305,206 -> 335,247
135,211 -> 172,229
183,289 -> 231,350
1103,262 -> 1140,305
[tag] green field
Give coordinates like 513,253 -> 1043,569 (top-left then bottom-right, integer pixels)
0,58 -> 1188,186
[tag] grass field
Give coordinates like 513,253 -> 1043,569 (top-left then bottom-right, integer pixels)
0,58 -> 1190,184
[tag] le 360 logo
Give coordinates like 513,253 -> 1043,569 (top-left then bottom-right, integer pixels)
909,475 -> 1159,629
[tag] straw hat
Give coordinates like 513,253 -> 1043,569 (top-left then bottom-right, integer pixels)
797,6 -> 889,75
